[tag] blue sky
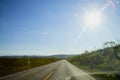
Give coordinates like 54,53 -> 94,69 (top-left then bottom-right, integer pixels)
0,0 -> 120,56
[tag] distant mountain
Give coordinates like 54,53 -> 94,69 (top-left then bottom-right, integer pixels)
68,45 -> 120,72
0,54 -> 77,58
50,54 -> 77,58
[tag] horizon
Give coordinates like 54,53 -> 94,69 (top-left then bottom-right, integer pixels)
0,53 -> 79,56
0,0 -> 120,56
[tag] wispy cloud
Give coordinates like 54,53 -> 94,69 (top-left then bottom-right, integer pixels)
41,32 -> 48,36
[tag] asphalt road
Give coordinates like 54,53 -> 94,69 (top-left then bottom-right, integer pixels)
0,60 -> 96,80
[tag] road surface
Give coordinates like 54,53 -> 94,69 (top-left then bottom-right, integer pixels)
0,60 -> 96,80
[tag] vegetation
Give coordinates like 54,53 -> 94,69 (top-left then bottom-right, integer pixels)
68,42 -> 120,72
0,57 -> 60,77
68,41 -> 120,80
92,73 -> 120,80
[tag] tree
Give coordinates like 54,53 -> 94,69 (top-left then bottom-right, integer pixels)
103,41 -> 116,48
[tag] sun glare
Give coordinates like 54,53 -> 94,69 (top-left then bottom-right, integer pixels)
84,11 -> 102,27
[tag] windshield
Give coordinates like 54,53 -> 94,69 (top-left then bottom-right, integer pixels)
0,0 -> 120,80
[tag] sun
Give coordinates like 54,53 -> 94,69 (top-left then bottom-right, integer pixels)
83,11 -> 102,27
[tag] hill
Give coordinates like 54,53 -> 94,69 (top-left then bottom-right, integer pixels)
50,54 -> 77,58
0,54 -> 76,58
68,45 -> 120,72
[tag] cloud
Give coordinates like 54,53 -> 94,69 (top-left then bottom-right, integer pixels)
41,32 -> 48,36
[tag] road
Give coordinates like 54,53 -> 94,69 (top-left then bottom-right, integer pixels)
0,60 -> 96,80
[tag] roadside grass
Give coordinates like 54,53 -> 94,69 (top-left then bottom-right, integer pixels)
91,73 -> 120,80
0,57 -> 60,78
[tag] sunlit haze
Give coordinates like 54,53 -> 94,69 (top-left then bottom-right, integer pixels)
0,0 -> 120,56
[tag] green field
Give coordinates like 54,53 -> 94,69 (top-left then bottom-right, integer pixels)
0,57 -> 60,78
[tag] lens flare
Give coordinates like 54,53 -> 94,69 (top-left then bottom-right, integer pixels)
84,11 -> 102,27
